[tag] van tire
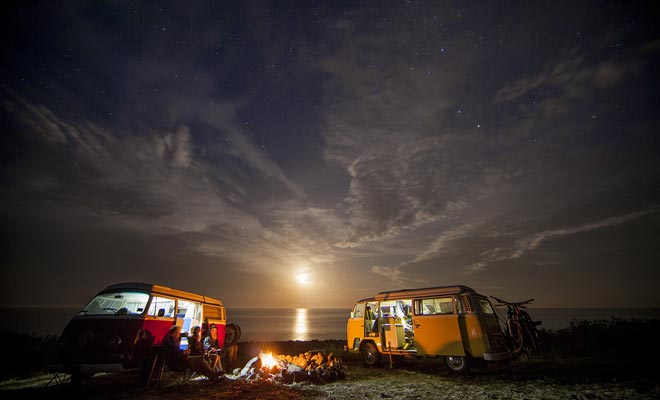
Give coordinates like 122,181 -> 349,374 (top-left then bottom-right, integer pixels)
225,323 -> 241,346
361,342 -> 380,367
444,355 -> 471,373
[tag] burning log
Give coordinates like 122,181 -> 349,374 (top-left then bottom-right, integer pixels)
232,350 -> 347,384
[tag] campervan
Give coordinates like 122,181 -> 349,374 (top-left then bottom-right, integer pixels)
49,282 -> 239,382
346,285 -> 510,373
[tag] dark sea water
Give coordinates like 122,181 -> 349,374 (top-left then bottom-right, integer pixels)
1,306 -> 659,341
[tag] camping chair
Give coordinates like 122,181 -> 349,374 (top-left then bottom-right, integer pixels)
45,371 -> 71,387
43,364 -> 71,387
159,361 -> 194,386
146,345 -> 194,386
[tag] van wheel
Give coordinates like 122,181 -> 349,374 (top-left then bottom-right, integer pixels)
362,342 -> 380,367
445,355 -> 471,373
225,323 -> 241,346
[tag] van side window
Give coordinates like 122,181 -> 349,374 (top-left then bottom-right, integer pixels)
414,297 -> 454,315
148,296 -> 175,318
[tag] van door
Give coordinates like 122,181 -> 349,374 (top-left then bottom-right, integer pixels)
346,302 -> 366,350
176,299 -> 203,337
144,295 -> 176,343
412,297 -> 465,356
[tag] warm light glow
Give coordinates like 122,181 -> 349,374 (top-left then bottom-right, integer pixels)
260,352 -> 279,369
296,272 -> 310,285
294,308 -> 308,340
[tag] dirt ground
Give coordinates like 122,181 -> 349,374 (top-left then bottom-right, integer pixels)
2,354 -> 658,400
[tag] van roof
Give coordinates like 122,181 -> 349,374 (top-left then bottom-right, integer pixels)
101,282 -> 223,306
375,285 -> 475,300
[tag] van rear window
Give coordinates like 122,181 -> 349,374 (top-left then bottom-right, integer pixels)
478,298 -> 495,315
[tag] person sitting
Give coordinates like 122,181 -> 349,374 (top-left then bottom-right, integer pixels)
203,323 -> 219,350
190,326 -> 221,372
130,328 -> 154,368
204,323 -> 239,372
221,342 -> 238,372
161,325 -> 221,383
365,306 -> 375,320
364,306 -> 377,334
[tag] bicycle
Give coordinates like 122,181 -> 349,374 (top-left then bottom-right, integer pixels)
490,296 -> 542,356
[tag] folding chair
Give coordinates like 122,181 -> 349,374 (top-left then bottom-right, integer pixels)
159,362 -> 193,386
145,345 -> 192,386
45,372 -> 71,387
43,364 -> 71,387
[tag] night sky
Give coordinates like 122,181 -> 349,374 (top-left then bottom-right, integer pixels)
2,1 -> 659,309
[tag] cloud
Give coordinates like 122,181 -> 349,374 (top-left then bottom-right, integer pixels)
193,204 -> 347,276
2,90 -> 352,279
197,101 -> 308,199
495,47 -> 644,105
315,17 -> 487,247
467,207 -> 659,272
2,87 -> 117,152
158,127 -> 193,168
316,8 -> 549,250
370,265 -> 405,285
334,137 -> 476,247
318,9 -> 474,170
308,8 -> 660,296
0,95 -> 254,227
409,223 -> 476,264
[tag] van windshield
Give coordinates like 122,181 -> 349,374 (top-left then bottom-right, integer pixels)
79,291 -> 150,315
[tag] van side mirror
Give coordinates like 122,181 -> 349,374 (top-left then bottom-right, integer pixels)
157,308 -> 165,317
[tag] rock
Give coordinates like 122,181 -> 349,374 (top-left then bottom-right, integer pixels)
239,356 -> 261,377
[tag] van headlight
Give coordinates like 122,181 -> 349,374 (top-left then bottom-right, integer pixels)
107,336 -> 122,349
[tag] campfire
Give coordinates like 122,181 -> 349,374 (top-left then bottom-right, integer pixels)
231,350 -> 347,384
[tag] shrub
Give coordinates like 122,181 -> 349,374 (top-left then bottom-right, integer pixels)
539,318 -> 660,359
0,332 -> 58,380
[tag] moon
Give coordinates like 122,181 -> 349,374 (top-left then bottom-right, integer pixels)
296,272 -> 310,286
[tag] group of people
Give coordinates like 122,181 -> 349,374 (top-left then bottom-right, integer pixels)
161,323 -> 236,384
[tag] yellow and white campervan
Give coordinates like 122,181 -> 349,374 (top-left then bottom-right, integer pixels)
346,285 -> 510,373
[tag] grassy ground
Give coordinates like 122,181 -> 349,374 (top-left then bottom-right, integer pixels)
1,353 -> 657,400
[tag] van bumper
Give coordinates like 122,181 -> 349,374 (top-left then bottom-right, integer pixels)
483,351 -> 511,361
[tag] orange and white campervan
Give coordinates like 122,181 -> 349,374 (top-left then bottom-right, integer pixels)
346,285 -> 510,373
50,282 -> 239,382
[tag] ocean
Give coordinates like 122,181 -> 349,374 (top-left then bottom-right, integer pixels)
1,306 -> 659,341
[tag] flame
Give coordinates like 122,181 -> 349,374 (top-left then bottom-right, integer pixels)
260,352 -> 279,369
